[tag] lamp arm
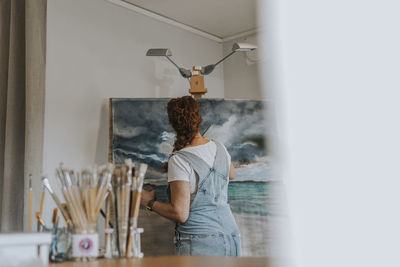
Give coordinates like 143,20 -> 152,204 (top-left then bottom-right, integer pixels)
213,50 -> 236,67
164,56 -> 192,78
165,56 -> 181,70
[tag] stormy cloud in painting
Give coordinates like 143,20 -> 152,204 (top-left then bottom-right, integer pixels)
112,98 -> 272,183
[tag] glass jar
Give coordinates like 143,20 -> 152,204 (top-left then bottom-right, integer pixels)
72,223 -> 98,261
127,227 -> 144,258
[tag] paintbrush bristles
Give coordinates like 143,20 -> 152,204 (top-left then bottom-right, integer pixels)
49,164 -> 114,230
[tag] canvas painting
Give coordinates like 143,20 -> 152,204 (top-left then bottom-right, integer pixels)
109,98 -> 276,256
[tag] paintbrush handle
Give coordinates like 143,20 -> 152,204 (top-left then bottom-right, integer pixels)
63,188 -> 83,229
94,186 -> 109,220
133,191 -> 141,219
89,187 -> 97,223
36,212 -> 45,227
105,197 -> 110,229
55,215 -> 60,228
120,187 -> 127,223
83,188 -> 90,221
29,189 -> 32,232
47,190 -> 71,226
71,187 -> 87,225
39,191 -> 45,216
104,197 -> 110,252
119,187 -> 128,256
126,231 -> 133,258
126,189 -> 134,253
113,185 -> 121,257
52,208 -> 58,224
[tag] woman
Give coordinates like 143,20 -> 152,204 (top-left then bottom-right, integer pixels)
141,95 -> 241,256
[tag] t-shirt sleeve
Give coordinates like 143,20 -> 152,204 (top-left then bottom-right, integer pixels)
168,155 -> 192,183
219,142 -> 232,166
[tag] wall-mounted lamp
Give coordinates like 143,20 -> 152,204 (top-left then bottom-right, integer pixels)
201,43 -> 257,75
146,48 -> 192,78
146,42 -> 257,98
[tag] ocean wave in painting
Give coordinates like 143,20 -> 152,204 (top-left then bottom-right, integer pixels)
235,159 -> 273,182
152,181 -> 284,217
114,148 -> 168,170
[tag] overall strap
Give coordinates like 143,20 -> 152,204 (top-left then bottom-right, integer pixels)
170,150 -> 211,180
169,140 -> 229,188
211,140 -> 230,177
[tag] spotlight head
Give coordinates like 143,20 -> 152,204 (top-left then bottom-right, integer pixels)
232,42 -> 257,52
146,48 -> 172,57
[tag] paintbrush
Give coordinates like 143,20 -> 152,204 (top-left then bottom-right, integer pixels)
55,215 -> 60,229
104,193 -> 111,254
57,168 -> 84,229
36,212 -> 45,227
134,163 -> 147,228
88,167 -> 97,223
61,203 -> 72,223
39,182 -> 46,219
126,162 -> 136,256
118,161 -> 133,256
118,166 -> 129,256
66,169 -> 87,227
112,167 -> 121,257
202,124 -> 212,136
126,163 -> 148,257
52,208 -> 58,228
42,176 -> 72,227
100,209 -> 114,228
28,174 -> 32,232
93,165 -> 113,221
81,169 -> 92,223
68,170 -> 87,225
35,212 -> 50,231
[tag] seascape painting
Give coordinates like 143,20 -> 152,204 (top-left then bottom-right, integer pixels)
110,98 -> 279,256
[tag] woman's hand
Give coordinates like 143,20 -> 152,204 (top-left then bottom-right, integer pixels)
141,189 -> 155,206
229,163 -> 236,180
140,181 -> 190,223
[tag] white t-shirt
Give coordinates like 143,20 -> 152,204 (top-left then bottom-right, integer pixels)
168,140 -> 231,194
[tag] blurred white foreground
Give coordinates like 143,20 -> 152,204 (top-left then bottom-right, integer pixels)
259,0 -> 400,266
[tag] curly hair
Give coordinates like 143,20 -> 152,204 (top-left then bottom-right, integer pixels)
167,96 -> 202,151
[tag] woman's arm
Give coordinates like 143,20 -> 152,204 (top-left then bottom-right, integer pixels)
229,162 -> 236,180
141,180 -> 190,223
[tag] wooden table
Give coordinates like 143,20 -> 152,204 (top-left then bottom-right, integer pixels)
49,256 -> 269,267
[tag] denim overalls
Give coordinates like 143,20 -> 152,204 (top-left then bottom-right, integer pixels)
169,141 -> 241,256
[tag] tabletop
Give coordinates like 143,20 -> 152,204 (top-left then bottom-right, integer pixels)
49,256 -> 270,267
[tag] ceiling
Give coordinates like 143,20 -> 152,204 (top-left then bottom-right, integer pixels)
121,0 -> 258,40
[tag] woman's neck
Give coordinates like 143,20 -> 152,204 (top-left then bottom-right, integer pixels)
185,132 -> 210,148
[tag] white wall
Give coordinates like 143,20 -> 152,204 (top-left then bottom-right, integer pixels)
43,0 -> 224,221
222,34 -> 263,99
44,0 -> 224,172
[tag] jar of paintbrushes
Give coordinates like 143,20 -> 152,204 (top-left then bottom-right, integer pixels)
41,161 -> 147,262
104,160 -> 147,259
43,163 -> 114,261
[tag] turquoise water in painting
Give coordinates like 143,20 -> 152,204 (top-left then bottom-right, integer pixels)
153,181 -> 279,216
228,182 -> 269,216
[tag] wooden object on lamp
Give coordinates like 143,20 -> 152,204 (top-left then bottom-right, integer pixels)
189,66 -> 207,99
